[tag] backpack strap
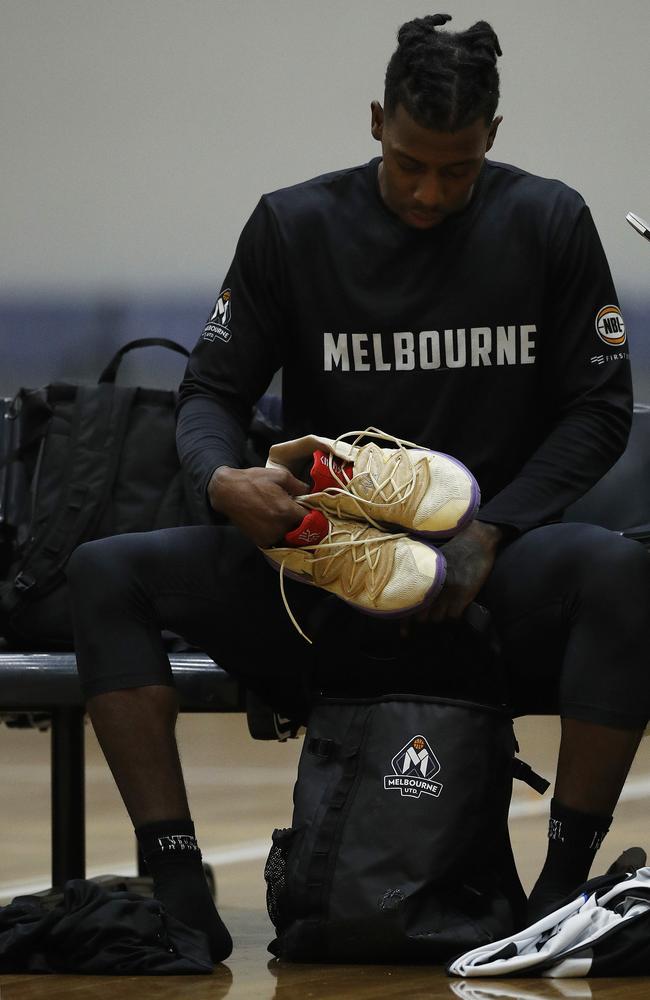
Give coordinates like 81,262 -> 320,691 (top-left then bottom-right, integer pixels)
512,757 -> 550,794
98,338 -> 190,384
297,705 -> 371,955
0,388 -> 53,472
8,383 -> 136,605
307,737 -> 339,759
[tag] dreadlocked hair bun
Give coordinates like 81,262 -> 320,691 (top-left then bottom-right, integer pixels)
386,13 -> 502,130
396,12 -> 452,44
462,20 -> 502,60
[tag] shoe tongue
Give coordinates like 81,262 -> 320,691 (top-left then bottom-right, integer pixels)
309,449 -> 354,492
350,443 -> 384,498
284,508 -> 329,547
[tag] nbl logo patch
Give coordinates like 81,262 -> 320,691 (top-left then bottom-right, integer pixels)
202,289 -> 232,344
383,734 -> 443,799
595,305 -> 625,347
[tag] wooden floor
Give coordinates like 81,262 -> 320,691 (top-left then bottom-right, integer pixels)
0,714 -> 649,998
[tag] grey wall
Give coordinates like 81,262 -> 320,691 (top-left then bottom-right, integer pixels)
2,0 -> 650,393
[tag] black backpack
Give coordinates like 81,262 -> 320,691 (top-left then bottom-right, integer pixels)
264,611 -> 548,964
0,338 -> 210,649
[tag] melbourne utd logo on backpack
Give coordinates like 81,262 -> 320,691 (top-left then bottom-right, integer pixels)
202,289 -> 232,344
383,735 -> 443,799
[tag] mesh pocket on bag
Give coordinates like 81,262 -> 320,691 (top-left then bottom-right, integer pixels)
265,827 -> 298,930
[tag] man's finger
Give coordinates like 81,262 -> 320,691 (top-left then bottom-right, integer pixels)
287,498 -> 309,524
263,467 -> 310,496
284,472 -> 311,496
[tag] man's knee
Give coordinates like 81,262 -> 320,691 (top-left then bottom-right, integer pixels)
575,529 -> 650,614
66,535 -> 150,616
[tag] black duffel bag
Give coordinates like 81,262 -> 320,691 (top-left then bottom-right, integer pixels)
0,338 -> 211,649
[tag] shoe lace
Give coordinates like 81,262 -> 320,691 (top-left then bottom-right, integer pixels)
301,427 -> 429,528
277,520 -> 407,644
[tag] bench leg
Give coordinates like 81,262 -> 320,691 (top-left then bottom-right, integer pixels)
51,707 -> 85,886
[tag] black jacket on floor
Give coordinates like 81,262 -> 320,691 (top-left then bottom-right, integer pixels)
0,879 -> 213,974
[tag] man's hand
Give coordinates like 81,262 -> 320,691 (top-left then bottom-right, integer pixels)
207,466 -> 309,548
416,520 -> 503,625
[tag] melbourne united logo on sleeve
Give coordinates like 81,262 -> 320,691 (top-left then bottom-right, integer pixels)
384,735 -> 443,799
202,289 -> 232,344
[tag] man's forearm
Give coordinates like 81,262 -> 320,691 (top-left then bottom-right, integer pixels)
176,396 -> 248,502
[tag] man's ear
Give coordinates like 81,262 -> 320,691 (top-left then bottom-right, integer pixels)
370,100 -> 384,142
486,115 -> 503,152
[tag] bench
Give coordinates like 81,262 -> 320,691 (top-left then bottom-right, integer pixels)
0,650 -> 243,886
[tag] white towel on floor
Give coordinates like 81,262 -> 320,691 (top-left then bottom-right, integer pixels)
447,867 -> 650,978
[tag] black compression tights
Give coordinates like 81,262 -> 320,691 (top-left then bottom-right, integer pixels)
67,521 -> 650,729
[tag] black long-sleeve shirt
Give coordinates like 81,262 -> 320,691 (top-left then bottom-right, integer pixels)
177,157 -> 632,534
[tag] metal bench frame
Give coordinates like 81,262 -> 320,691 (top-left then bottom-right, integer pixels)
0,651 -> 243,886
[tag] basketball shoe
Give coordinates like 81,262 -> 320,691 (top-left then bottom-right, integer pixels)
262,507 -> 446,643
266,427 -> 479,538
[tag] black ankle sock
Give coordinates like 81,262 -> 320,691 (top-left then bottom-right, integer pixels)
136,818 -> 232,964
527,798 -> 612,923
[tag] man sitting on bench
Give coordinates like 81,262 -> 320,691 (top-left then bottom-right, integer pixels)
66,14 -> 650,964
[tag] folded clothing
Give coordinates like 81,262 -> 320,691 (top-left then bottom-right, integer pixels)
447,866 -> 650,979
0,878 -> 213,974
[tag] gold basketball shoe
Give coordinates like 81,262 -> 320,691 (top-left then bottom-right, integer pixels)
266,427 -> 479,538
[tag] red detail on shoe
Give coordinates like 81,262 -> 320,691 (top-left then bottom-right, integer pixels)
284,509 -> 329,547
309,449 -> 354,493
